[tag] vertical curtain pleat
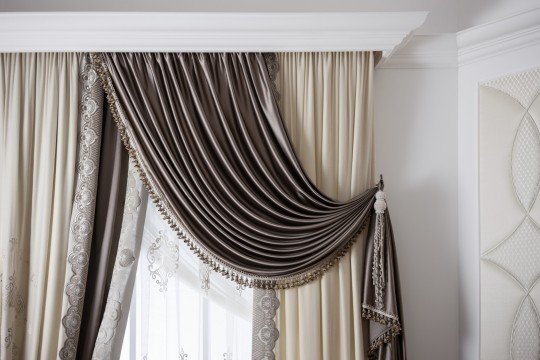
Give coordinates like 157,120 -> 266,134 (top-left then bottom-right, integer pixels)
0,53 -> 80,359
273,52 -> 375,360
92,164 -> 148,360
77,106 -> 129,360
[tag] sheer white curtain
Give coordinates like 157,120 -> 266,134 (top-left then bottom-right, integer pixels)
274,52 -> 376,360
0,53 -> 80,359
119,198 -> 253,360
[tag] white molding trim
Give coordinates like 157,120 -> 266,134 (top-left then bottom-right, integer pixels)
378,34 -> 457,69
457,7 -> 540,66
0,12 -> 428,56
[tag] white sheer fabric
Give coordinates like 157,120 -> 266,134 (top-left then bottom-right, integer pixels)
0,53 -> 80,359
119,200 -> 253,360
274,52 -> 375,360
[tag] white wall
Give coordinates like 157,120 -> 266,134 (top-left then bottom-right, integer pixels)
458,0 -> 540,30
375,66 -> 459,360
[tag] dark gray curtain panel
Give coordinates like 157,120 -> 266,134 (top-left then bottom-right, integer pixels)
77,106 -> 129,360
92,51 -> 404,358
94,52 -> 378,287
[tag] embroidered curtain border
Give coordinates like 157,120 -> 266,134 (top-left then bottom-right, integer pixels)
59,55 -> 104,359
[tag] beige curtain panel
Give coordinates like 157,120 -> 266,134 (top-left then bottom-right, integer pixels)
272,51 -> 375,360
0,53 -> 80,359
271,52 -> 404,360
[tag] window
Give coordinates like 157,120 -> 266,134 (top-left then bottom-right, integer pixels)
120,202 -> 253,360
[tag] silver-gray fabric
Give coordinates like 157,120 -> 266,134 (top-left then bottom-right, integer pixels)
94,52 -> 405,358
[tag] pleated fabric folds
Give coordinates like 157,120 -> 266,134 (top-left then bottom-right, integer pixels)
0,51 -> 404,359
94,51 -> 405,358
94,52 -> 378,288
0,53 -> 80,359
57,55 -> 106,359
269,52 -> 375,360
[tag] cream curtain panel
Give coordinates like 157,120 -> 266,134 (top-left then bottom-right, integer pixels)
0,53 -> 80,359
0,53 -> 111,360
272,52 -> 375,360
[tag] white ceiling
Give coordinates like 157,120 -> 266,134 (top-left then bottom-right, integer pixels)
0,0 -> 538,34
458,0 -> 539,30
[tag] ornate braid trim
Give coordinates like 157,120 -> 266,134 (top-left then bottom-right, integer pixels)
59,55 -> 104,359
263,53 -> 280,102
362,304 -> 402,359
252,289 -> 280,360
91,52 -> 372,290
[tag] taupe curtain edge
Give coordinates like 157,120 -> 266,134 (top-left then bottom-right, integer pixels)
76,106 -> 130,360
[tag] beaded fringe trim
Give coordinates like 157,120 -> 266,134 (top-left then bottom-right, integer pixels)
91,52 -> 371,289
362,304 -> 402,359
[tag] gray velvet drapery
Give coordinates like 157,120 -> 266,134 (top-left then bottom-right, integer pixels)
93,52 -> 404,357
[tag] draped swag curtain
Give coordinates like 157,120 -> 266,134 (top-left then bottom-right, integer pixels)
94,51 -> 405,359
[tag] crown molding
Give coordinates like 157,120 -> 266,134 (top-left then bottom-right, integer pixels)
0,12 -> 428,56
378,34 -> 457,69
457,7 -> 540,66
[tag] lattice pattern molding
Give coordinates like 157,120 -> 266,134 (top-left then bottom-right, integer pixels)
480,68 -> 540,360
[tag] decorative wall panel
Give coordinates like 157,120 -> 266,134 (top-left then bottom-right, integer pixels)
480,68 -> 540,360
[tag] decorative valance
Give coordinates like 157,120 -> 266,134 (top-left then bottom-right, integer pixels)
94,52 -> 380,288
97,53 -> 377,288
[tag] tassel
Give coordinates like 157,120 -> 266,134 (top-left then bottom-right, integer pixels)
373,189 -> 387,310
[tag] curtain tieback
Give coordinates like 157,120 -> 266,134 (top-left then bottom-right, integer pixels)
373,187 -> 387,310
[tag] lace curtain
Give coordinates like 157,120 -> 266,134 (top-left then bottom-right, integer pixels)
117,198 -> 253,360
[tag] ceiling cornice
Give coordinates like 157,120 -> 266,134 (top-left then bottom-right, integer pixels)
378,34 -> 457,69
0,12 -> 428,57
457,7 -> 540,66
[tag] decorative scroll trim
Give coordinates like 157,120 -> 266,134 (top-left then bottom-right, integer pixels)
362,304 -> 402,359
93,166 -> 143,360
59,54 -> 104,359
263,53 -> 280,102
92,52 -> 374,290
252,289 -> 280,360
147,231 -> 179,293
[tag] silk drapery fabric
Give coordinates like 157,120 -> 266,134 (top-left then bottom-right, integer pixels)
57,55 -> 108,360
77,107 -> 129,360
92,164 -> 148,360
0,53 -> 80,359
271,52 -> 374,360
94,52 -> 404,358
95,52 -> 378,286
